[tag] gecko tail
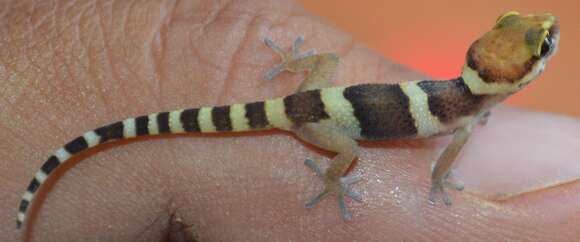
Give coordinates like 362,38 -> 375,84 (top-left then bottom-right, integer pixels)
16,99 -> 282,229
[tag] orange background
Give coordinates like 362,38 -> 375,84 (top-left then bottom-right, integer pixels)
299,1 -> 579,117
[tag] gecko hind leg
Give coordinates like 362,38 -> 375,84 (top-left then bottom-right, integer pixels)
305,158 -> 362,220
296,123 -> 362,220
264,36 -> 316,81
263,36 -> 339,92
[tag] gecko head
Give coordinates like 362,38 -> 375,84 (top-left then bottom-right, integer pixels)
461,11 -> 559,95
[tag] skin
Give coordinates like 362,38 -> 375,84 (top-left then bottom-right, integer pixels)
1,0 -> 580,241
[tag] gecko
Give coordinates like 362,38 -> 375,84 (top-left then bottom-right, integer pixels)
16,11 -> 559,230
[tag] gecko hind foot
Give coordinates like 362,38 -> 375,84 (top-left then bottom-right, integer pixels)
263,36 -> 316,80
304,158 -> 362,220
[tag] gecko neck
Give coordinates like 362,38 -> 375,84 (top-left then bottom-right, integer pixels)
460,65 -> 523,96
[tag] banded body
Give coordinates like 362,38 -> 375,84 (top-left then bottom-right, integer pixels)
17,11 -> 560,230
14,78 -> 487,228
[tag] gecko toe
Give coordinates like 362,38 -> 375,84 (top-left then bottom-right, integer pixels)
305,189 -> 330,209
264,63 -> 285,81
340,174 -> 362,185
309,186 -> 358,220
340,175 -> 363,202
292,35 -> 305,54
447,180 -> 465,191
304,158 -> 325,177
346,190 -> 362,202
428,184 -> 441,205
338,194 -> 353,220
264,37 -> 285,56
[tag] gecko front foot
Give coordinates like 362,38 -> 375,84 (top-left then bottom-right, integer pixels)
428,171 -> 464,206
263,35 -> 316,80
304,158 -> 362,220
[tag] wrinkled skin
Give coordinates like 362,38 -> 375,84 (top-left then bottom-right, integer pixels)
1,1 -> 580,241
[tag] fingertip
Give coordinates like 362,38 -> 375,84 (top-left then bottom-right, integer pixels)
454,107 -> 580,200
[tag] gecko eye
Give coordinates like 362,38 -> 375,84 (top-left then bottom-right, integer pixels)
540,31 -> 552,57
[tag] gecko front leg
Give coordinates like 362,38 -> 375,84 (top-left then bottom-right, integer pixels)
429,122 -> 473,205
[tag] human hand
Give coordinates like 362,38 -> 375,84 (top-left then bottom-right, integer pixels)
1,0 -> 579,241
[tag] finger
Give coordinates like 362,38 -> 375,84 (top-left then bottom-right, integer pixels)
2,0 -> 579,241
456,106 -> 580,200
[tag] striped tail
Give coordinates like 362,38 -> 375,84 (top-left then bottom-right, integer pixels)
16,86 -> 335,229
16,97 -> 293,229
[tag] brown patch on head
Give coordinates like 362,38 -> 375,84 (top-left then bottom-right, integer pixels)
465,13 -> 557,83
466,30 -> 538,83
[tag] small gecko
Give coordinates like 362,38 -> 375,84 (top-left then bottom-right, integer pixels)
16,11 -> 559,230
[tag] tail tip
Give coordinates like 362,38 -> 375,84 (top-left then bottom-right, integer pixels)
16,220 -> 22,230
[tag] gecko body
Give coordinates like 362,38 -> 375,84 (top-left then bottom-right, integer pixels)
17,12 -> 559,229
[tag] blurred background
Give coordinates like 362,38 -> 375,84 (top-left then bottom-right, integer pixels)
298,0 -> 579,117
